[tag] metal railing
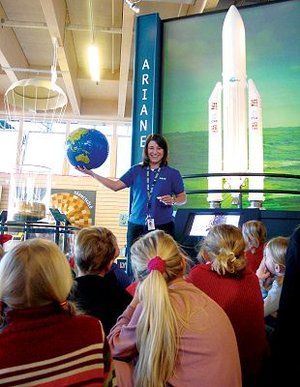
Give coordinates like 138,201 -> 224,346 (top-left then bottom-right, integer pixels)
182,172 -> 300,209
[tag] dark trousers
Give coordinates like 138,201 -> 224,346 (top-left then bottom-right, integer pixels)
126,220 -> 175,281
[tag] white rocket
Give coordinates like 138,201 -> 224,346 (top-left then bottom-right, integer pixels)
208,5 -> 264,206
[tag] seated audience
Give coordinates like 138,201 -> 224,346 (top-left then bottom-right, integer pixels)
242,220 -> 267,272
0,238 -> 115,386
256,236 -> 287,321
108,229 -> 242,387
70,226 -> 132,335
187,224 -> 268,387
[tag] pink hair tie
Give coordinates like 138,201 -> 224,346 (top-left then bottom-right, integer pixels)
60,300 -> 68,311
147,256 -> 166,274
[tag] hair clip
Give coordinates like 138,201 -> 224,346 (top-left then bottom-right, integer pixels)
229,251 -> 237,262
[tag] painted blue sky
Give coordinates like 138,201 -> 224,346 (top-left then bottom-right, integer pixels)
161,0 -> 300,132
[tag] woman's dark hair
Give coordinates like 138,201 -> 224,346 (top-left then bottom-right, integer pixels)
142,134 -> 169,167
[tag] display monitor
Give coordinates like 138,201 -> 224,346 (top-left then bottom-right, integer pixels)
188,214 -> 240,237
174,208 -> 260,260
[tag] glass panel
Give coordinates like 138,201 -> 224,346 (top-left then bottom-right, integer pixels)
23,132 -> 66,174
23,121 -> 49,132
0,131 -> 18,172
116,124 -> 132,177
0,121 -> 19,172
0,120 -> 132,178
117,124 -> 132,137
116,136 -> 132,177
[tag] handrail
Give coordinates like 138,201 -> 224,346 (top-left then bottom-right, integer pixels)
185,189 -> 300,195
182,172 -> 300,180
181,172 -> 300,209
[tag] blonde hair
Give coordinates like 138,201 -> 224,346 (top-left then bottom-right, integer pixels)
74,226 -> 117,274
130,229 -> 187,387
242,220 -> 267,250
264,236 -> 288,284
0,238 -> 74,310
200,224 -> 247,276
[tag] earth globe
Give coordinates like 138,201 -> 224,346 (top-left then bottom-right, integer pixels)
66,128 -> 109,169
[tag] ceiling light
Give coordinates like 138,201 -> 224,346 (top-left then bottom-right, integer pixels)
125,0 -> 141,14
88,44 -> 100,83
88,0 -> 100,83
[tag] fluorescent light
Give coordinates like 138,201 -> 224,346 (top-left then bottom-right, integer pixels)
88,44 -> 100,82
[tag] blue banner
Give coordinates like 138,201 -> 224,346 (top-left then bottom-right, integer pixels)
131,13 -> 162,166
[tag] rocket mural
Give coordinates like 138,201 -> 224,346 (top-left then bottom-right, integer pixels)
208,5 -> 264,207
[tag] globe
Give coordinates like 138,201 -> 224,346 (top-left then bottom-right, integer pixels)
66,128 -> 109,169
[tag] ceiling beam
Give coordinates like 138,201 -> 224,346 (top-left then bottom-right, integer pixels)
40,0 -> 81,115
187,0 -> 208,14
117,3 -> 135,118
204,0 -> 221,10
0,3 -> 28,84
0,19 -> 122,34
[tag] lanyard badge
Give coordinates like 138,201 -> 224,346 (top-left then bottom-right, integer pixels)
145,166 -> 161,230
146,216 -> 155,230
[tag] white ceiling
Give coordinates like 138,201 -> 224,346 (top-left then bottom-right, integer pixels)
0,0 -> 269,123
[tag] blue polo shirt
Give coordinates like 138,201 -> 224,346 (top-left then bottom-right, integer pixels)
120,164 -> 185,225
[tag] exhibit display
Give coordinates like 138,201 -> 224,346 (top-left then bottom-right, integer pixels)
8,164 -> 51,222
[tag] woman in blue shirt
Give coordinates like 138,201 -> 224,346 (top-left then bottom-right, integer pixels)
76,133 -> 186,279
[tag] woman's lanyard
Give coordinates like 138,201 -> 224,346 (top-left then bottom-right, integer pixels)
146,166 -> 161,213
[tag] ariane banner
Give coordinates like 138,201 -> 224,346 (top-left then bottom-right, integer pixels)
131,13 -> 162,166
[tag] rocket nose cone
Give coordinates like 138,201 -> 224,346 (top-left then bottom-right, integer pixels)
228,5 -> 239,16
223,4 -> 245,36
224,5 -> 242,24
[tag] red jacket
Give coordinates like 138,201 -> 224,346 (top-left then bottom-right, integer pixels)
0,304 -> 116,386
245,242 -> 264,272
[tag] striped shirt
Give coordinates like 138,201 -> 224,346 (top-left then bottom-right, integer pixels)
0,304 -> 117,386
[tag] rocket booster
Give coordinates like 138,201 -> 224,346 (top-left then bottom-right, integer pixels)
208,82 -> 223,203
248,79 -> 264,202
208,5 -> 264,205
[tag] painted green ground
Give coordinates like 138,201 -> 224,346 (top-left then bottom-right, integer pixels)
165,127 -> 300,210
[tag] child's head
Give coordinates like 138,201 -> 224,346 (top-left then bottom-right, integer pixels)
200,224 -> 247,276
0,238 -> 74,309
130,229 -> 186,282
129,229 -> 188,386
242,220 -> 267,250
74,226 -> 119,275
264,236 -> 288,277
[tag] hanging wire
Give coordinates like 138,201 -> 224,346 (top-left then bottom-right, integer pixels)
51,37 -> 58,86
112,0 -> 115,74
89,0 -> 95,44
